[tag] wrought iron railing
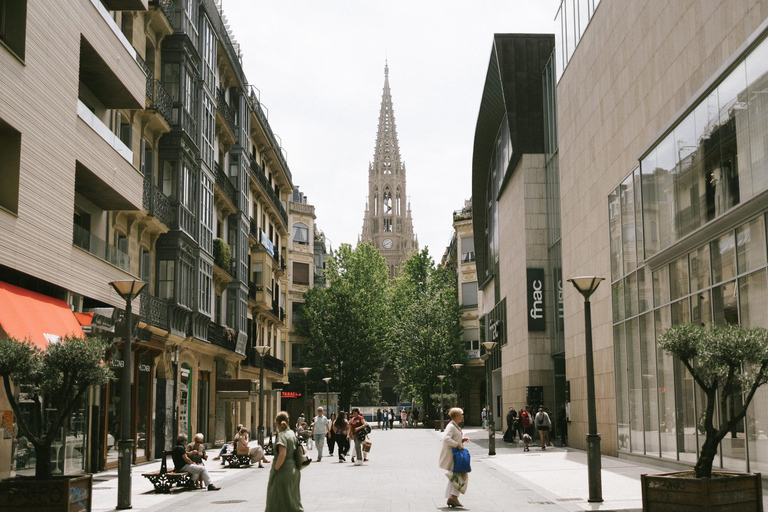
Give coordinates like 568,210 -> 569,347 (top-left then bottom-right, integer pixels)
215,163 -> 238,207
453,208 -> 472,222
150,80 -> 173,125
249,219 -> 258,239
247,87 -> 292,185
247,347 -> 285,375
143,173 -> 173,227
208,322 -> 236,351
136,53 -> 154,102
216,87 -> 238,138
140,289 -> 168,331
150,0 -> 175,28
249,160 -> 288,226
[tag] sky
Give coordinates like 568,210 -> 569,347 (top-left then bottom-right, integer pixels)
222,0 -> 560,262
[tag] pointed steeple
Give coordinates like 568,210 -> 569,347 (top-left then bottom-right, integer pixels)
372,62 -> 401,176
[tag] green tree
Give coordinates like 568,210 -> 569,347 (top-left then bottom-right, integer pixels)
388,248 -> 465,423
0,335 -> 111,479
297,242 -> 390,411
658,323 -> 768,478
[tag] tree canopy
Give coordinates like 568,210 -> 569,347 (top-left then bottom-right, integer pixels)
297,242 -> 390,410
387,248 -> 465,421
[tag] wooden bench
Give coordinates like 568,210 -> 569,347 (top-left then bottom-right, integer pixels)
141,450 -> 193,493
220,452 -> 251,468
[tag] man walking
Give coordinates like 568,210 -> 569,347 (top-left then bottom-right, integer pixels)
313,406 -> 330,461
172,434 -> 220,490
348,408 -> 368,466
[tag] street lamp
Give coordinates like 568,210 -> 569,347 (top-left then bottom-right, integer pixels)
568,276 -> 604,503
254,345 -> 270,447
481,341 -> 498,456
451,363 -> 463,407
110,279 -> 147,510
437,375 -> 446,432
322,377 -> 332,416
300,367 -> 312,419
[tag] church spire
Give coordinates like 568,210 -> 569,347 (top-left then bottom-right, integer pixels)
372,62 -> 401,176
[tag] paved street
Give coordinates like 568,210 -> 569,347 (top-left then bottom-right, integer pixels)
91,427 -> 768,512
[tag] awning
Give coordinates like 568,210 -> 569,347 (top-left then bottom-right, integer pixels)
0,281 -> 86,349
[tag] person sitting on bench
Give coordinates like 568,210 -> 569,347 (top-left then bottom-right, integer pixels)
172,434 -> 221,490
235,427 -> 270,468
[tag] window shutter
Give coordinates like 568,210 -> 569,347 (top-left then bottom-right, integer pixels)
293,262 -> 309,285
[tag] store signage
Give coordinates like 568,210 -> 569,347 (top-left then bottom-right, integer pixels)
139,364 -> 151,373
110,359 -> 124,368
527,268 -> 546,332
282,391 -> 301,399
489,320 -> 503,343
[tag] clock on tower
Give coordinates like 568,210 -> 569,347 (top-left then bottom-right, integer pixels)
382,238 -> 393,249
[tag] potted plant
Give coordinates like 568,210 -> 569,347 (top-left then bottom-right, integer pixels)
0,335 -> 111,511
642,323 -> 768,511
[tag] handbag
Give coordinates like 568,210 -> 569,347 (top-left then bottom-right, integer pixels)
356,424 -> 371,441
236,443 -> 249,456
452,447 -> 471,473
362,437 -> 372,452
294,438 -> 312,470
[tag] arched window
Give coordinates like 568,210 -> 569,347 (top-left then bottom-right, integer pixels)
373,188 -> 379,215
396,189 -> 402,216
383,187 -> 392,214
292,222 -> 309,245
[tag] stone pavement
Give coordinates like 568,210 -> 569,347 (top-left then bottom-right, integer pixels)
90,427 -> 768,511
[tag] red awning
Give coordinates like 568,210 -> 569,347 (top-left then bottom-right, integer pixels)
0,281 -> 86,349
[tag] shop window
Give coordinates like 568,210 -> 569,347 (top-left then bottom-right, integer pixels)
0,118 -> 21,213
0,0 -> 27,60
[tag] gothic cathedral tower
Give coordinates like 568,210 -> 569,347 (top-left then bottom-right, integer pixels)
360,63 -> 418,278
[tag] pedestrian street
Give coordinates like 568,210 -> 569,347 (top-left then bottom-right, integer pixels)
88,425 -> 739,512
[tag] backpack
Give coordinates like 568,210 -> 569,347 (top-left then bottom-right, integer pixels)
522,412 -> 531,427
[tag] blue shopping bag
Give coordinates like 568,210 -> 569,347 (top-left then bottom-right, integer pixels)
452,447 -> 471,473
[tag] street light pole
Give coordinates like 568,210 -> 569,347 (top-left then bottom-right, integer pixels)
437,375 -> 446,432
481,341 -> 498,456
110,280 -> 147,510
451,363 -> 463,408
254,345 -> 270,448
568,276 -> 604,503
301,367 -> 312,419
322,377 -> 332,416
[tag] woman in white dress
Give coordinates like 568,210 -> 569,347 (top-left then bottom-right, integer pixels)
438,407 -> 470,508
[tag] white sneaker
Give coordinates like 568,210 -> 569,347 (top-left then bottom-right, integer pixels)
354,461 -> 363,466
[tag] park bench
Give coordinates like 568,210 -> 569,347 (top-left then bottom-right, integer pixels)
220,451 -> 251,468
141,450 -> 193,493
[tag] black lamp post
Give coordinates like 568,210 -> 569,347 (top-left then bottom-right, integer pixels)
451,363 -> 463,407
300,367 -> 312,419
110,279 -> 146,510
322,377 -> 332,416
438,375 -> 446,432
481,341 -> 498,456
568,276 -> 604,503
254,345 -> 270,447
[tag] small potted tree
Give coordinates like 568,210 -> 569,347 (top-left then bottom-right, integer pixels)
642,323 -> 768,511
0,335 -> 111,511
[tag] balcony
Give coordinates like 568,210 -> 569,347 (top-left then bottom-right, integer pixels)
208,322 -> 237,352
246,347 -> 285,376
149,0 -> 174,30
214,163 -> 238,209
77,100 -> 132,164
453,208 -> 473,222
140,289 -> 168,331
249,160 -> 288,227
73,224 -> 130,272
249,219 -> 259,243
142,173 -> 173,227
247,87 -> 292,185
216,87 -> 238,144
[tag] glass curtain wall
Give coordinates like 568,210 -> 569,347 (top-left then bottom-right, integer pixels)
610,32 -> 768,472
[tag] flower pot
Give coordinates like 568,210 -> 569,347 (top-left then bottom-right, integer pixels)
0,474 -> 92,512
641,471 -> 762,511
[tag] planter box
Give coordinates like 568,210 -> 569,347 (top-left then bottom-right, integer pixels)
642,471 -> 762,512
0,474 -> 92,512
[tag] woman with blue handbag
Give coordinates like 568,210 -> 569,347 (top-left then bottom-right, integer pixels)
438,407 -> 471,508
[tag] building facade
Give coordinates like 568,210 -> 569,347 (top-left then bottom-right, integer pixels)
360,63 -> 418,278
0,0 -> 310,478
556,0 -> 768,475
442,200 -> 484,425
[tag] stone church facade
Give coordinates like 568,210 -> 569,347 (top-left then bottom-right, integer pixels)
360,64 -> 418,278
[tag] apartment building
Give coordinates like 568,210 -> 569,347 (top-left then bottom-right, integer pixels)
0,0 -> 304,477
442,199 -> 484,425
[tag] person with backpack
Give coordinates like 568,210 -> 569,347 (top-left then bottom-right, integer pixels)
535,406 -> 552,450
520,405 -> 533,440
